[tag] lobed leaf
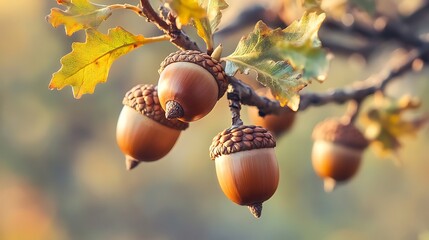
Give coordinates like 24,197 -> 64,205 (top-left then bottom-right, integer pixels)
224,12 -> 329,110
47,0 -> 112,36
361,94 -> 428,163
49,27 -> 152,98
203,0 -> 228,33
169,0 -> 228,50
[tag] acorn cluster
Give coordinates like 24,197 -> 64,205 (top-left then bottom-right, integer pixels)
115,50 -> 370,219
116,50 -> 227,170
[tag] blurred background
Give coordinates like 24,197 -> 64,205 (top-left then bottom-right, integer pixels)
1,0 -> 429,239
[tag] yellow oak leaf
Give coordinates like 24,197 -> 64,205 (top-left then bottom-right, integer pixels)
47,0 -> 112,36
49,27 -> 167,98
167,0 -> 206,27
361,94 -> 428,164
194,0 -> 228,50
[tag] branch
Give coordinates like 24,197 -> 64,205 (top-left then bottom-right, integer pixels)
139,0 -> 200,51
230,46 -> 429,114
141,1 -> 428,119
217,4 -> 429,56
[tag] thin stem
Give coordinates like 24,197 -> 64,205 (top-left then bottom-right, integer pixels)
141,35 -> 170,44
341,100 -> 362,125
109,4 -> 144,16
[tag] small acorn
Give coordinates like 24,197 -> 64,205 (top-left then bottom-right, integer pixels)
311,119 -> 369,192
157,50 -> 228,122
209,125 -> 279,218
248,88 -> 296,137
116,84 -> 189,170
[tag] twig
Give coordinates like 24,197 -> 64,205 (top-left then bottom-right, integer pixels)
109,4 -> 144,16
341,100 -> 362,125
139,0 -> 200,51
227,83 -> 243,127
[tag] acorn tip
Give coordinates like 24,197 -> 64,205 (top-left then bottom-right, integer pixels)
323,178 -> 336,192
248,202 -> 263,219
125,156 -> 140,171
165,100 -> 184,119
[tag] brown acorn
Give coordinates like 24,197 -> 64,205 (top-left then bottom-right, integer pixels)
248,88 -> 296,137
157,50 -> 228,122
209,125 -> 279,218
311,119 -> 369,192
116,84 -> 189,170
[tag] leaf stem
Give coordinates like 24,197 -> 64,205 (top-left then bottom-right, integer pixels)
341,100 -> 362,125
140,35 -> 170,44
109,4 -> 144,17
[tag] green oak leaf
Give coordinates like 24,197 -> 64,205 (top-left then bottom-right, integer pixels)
224,12 -> 329,110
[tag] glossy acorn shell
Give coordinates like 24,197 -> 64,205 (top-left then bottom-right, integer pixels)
158,62 -> 218,122
215,148 -> 279,206
248,88 -> 296,137
312,140 -> 362,181
311,119 -> 369,189
210,125 -> 278,218
116,105 -> 181,162
116,84 -> 188,169
158,50 -> 228,122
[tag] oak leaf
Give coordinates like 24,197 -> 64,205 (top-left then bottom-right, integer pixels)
167,0 -> 207,27
361,94 -> 428,165
47,0 -> 112,36
224,12 -> 329,111
194,0 -> 228,50
49,27 -> 154,98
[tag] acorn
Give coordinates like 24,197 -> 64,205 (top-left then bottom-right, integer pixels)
311,119 -> 369,192
116,84 -> 189,170
209,125 -> 279,218
157,50 -> 228,122
248,88 -> 296,137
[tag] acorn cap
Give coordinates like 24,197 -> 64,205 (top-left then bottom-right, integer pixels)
312,119 -> 369,150
209,125 -> 276,160
159,50 -> 228,99
123,84 -> 189,130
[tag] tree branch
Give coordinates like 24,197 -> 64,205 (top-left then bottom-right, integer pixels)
141,1 -> 428,119
217,4 -> 429,56
231,46 -> 429,114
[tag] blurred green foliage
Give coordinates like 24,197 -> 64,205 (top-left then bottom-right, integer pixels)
1,1 -> 429,240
